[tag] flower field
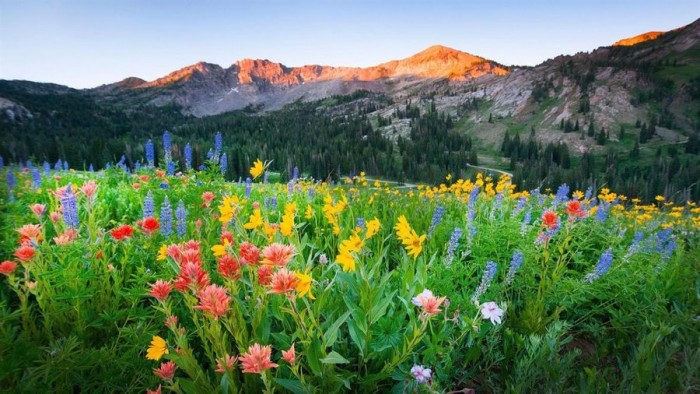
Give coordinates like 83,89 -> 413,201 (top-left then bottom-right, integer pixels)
1,138 -> 699,392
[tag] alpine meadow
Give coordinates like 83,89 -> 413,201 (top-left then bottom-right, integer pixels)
1,6 -> 699,394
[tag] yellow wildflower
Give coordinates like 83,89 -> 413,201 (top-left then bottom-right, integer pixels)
365,218 -> 381,239
250,159 -> 265,179
157,244 -> 168,261
305,205 -> 313,219
211,239 -> 231,257
146,336 -> 168,361
295,270 -> 315,299
244,209 -> 263,230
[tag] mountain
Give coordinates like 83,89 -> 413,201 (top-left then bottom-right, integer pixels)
613,31 -> 666,46
86,45 -> 508,116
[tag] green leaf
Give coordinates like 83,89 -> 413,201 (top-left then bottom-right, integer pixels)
347,319 -> 366,357
321,351 -> 350,364
323,310 -> 351,348
306,338 -> 323,376
274,378 -> 308,394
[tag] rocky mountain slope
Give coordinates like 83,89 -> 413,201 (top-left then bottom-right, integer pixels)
1,19 -> 698,154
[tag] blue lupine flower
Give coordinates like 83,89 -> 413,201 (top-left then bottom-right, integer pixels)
554,183 -> 570,206
176,199 -> 187,238
490,193 -> 504,220
356,218 -> 365,229
135,161 -> 141,171
264,197 -> 270,209
595,202 -> 608,222
472,261 -> 497,303
167,161 -> 175,176
143,191 -> 155,219
428,206 -> 445,236
245,177 -> 252,198
308,187 -> 314,199
184,143 -> 192,171
63,161 -> 69,171
6,169 -> 16,190
584,248 -> 613,283
163,130 -> 172,163
199,164 -> 206,171
220,153 -> 227,176
105,163 -> 111,170
445,227 -> 462,268
31,168 -> 42,189
584,187 -> 593,201
61,185 -> 80,228
214,132 -> 223,160
145,139 -> 155,167
625,232 -> 645,259
89,164 -> 94,172
288,181 -> 294,195
271,196 -> 278,209
43,161 -> 51,176
505,250 -> 523,285
293,166 -> 299,183
54,159 -> 62,171
206,148 -> 214,161
513,196 -> 527,216
160,182 -> 169,189
160,196 -> 173,237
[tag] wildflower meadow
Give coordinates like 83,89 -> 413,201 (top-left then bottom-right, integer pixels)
1,132 -> 699,393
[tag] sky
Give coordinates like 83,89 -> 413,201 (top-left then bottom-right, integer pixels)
1,0 -> 698,89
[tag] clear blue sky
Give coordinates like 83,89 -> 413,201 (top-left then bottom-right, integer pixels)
1,0 -> 697,88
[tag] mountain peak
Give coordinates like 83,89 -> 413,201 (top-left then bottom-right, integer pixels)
613,31 -> 665,46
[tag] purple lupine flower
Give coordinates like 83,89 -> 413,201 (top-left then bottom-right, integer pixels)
214,132 -> 223,160
271,196 -> 278,209
31,168 -> 42,189
264,197 -> 270,209
54,159 -> 62,171
410,364 -> 432,384
584,248 -> 613,283
63,161 -> 69,171
134,161 -> 141,171
292,166 -> 299,183
43,161 -> 51,176
166,161 -> 175,176
288,181 -> 293,195
219,153 -> 227,176
163,130 -> 172,163
584,187 -> 593,201
88,164 -> 94,172
472,261 -> 497,304
160,196 -> 173,237
61,185 -> 79,228
159,182 -> 169,189
176,199 -> 187,238
308,187 -> 314,199
513,196 -> 527,216
428,206 -> 445,236
245,177 -> 252,199
356,217 -> 365,229
145,139 -> 155,167
143,191 -> 155,219
184,143 -> 192,171
206,148 -> 214,161
554,183 -> 570,206
505,250 -> 523,285
445,227 -> 462,268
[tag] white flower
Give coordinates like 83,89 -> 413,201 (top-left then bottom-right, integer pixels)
411,289 -> 434,307
480,301 -> 504,325
410,364 -> 432,384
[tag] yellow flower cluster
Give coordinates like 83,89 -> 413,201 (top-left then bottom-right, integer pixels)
335,218 -> 381,272
218,195 -> 241,224
322,195 -> 347,235
280,203 -> 296,237
394,215 -> 426,259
